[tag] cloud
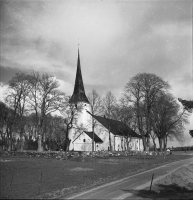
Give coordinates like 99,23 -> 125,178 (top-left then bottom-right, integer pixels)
152,22 -> 191,37
0,83 -> 9,101
0,66 -> 24,83
1,0 -> 191,95
57,78 -> 73,96
0,0 -> 192,147
169,72 -> 193,101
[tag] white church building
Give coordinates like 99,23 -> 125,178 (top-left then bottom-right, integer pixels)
68,104 -> 143,152
68,49 -> 143,152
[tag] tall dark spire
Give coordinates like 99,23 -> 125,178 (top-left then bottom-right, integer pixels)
69,48 -> 90,104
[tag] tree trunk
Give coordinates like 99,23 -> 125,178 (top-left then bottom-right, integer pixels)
19,128 -> 25,151
163,136 -> 167,152
65,126 -> 71,152
20,137 -> 24,151
37,116 -> 44,152
7,138 -> 12,151
121,137 -> 123,151
108,130 -> 112,151
145,136 -> 150,152
150,132 -> 157,151
64,128 -> 71,151
153,142 -> 157,151
37,135 -> 43,152
141,135 -> 147,151
92,122 -> 94,152
146,109 -> 151,150
7,128 -> 13,151
66,138 -> 71,151
7,132 -> 13,151
152,137 -> 156,151
126,136 -> 129,151
158,137 -> 163,152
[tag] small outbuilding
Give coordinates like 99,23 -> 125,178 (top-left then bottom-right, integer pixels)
71,131 -> 103,151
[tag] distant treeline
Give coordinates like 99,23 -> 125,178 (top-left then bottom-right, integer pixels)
0,136 -> 69,151
171,146 -> 193,151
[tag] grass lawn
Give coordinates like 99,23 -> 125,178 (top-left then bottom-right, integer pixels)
0,153 -> 192,199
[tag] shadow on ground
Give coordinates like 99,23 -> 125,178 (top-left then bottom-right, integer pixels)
122,184 -> 193,200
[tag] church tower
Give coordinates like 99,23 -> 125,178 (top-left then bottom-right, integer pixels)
68,48 -> 91,151
69,48 -> 89,105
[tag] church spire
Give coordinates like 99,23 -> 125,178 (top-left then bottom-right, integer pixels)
69,47 -> 90,105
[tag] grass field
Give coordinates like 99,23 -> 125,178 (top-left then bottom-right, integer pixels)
0,152 -> 192,199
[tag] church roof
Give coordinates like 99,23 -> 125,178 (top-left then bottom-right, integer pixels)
69,48 -> 89,104
84,131 -> 103,143
87,111 -> 141,138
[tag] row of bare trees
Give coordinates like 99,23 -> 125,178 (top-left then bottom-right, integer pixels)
0,72 -> 190,152
0,72 -> 83,152
123,73 -> 190,151
87,73 -> 190,152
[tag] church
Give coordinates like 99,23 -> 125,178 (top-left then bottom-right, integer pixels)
68,48 -> 143,152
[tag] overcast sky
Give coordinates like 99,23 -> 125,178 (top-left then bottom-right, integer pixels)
0,0 -> 192,147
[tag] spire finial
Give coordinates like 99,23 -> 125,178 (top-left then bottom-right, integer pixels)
78,43 -> 80,63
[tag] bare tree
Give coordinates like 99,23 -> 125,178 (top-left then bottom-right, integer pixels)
43,114 -> 65,150
112,98 -> 137,151
151,93 -> 189,151
60,96 -> 84,151
87,89 -> 102,151
101,91 -> 117,151
149,130 -> 157,151
124,73 -> 170,151
0,101 -> 14,150
26,71 -> 66,152
4,73 -> 29,151
114,97 -> 137,129
178,98 -> 193,112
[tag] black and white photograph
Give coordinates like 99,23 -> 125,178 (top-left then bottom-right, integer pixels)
0,0 -> 193,199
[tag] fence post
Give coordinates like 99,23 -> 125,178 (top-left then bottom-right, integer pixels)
150,174 -> 154,191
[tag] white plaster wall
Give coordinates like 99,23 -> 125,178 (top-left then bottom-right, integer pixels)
69,103 -> 92,151
93,126 -> 144,152
72,132 -> 92,151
